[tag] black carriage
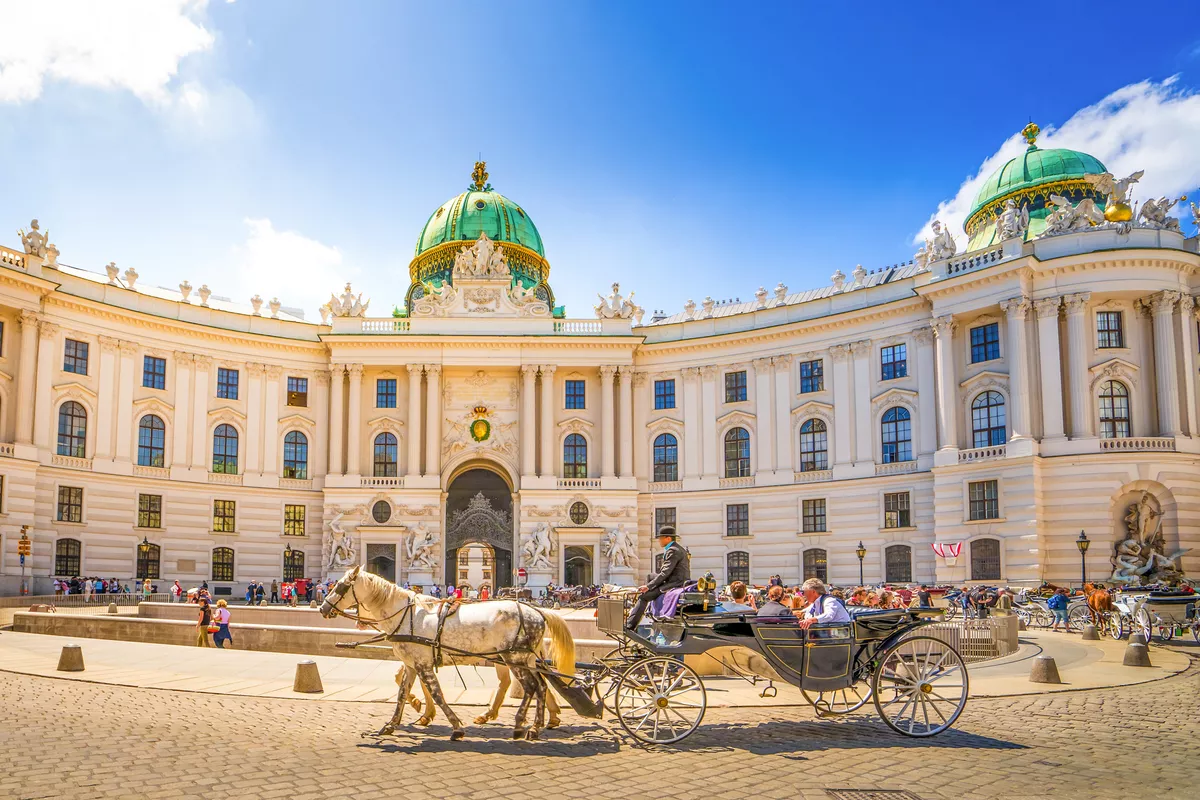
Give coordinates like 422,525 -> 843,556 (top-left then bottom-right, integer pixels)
547,589 -> 968,745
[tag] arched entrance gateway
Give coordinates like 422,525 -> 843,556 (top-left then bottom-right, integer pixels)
444,468 -> 515,589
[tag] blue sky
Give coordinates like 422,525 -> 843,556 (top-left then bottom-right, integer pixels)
3,1 -> 1200,319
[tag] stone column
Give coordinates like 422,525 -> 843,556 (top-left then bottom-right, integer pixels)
851,340 -> 872,464
190,356 -> 212,468
913,327 -> 937,456
31,320 -> 58,451
171,352 -> 193,466
1148,291 -> 1182,436
618,366 -> 633,477
772,355 -> 793,471
1034,296 -> 1066,441
346,364 -> 363,476
932,316 -> 958,450
262,365 -> 283,477
752,358 -> 774,474
424,364 -> 441,476
328,364 -> 345,476
407,364 -> 424,477
700,366 -> 718,478
520,365 -> 538,476
95,336 -> 120,460
16,311 -> 39,445
1178,295 -> 1199,436
830,345 -> 853,465
313,370 -> 330,478
539,365 -> 557,477
599,365 -> 617,478
113,341 -> 137,462
681,367 -> 702,480
245,363 -> 264,474
1000,297 -> 1032,441
1063,293 -> 1093,438
631,372 -> 649,479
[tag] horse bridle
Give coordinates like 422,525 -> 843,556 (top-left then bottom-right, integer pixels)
320,570 -> 411,629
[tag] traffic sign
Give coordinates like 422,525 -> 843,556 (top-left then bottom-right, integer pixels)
17,539 -> 31,556
517,567 -> 528,586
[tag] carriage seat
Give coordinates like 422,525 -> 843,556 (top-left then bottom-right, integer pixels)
676,591 -> 718,613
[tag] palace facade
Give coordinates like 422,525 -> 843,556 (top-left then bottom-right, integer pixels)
1,133 -> 1197,596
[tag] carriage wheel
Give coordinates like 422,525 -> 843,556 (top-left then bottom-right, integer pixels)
801,683 -> 872,716
613,657 -> 706,745
1157,625 -> 1175,643
1135,609 -> 1153,642
1191,623 -> 1200,645
941,604 -> 959,621
1033,609 -> 1053,629
1105,611 -> 1126,640
871,636 -> 968,738
1067,605 -> 1090,632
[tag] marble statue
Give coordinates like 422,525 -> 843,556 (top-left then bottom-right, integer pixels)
996,198 -> 1029,239
1191,201 -> 1200,230
1109,491 -> 1189,585
508,281 -> 550,316
603,524 -> 636,569
329,283 -> 370,317
925,220 -> 957,261
326,510 -> 357,570
521,522 -> 554,570
1043,194 -> 1106,235
406,523 -> 440,570
18,219 -> 49,257
1138,196 -> 1182,232
453,232 -> 509,279
594,282 -> 640,320
412,280 -> 459,317
1085,170 -> 1144,210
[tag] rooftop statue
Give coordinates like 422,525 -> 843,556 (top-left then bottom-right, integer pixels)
1110,491 -> 1189,586
453,232 -> 509,279
1043,194 -> 1105,236
1085,170 -> 1144,223
925,220 -> 957,262
1138,195 -> 1183,232
595,282 -> 641,320
18,219 -> 50,258
1191,201 -> 1200,230
329,282 -> 370,317
996,198 -> 1029,240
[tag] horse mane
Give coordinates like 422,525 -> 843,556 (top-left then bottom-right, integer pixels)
359,570 -> 441,613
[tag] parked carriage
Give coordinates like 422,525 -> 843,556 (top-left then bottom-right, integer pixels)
1113,589 -> 1199,643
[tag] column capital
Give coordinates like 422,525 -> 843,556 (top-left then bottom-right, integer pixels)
265,364 -> 284,379
1179,294 -> 1196,314
347,363 -> 364,379
699,365 -> 718,380
912,326 -> 935,345
682,366 -> 702,378
539,364 -> 557,377
99,335 -> 121,353
424,363 -> 442,377
771,353 -> 793,367
313,370 -> 331,386
1034,296 -> 1062,319
999,296 -> 1031,320
1062,292 -> 1092,314
330,362 -> 347,376
520,364 -> 539,377
1145,289 -> 1181,315
752,356 -> 774,371
932,314 -> 956,338
19,309 -> 41,328
406,363 -> 423,375
631,371 -> 648,387
829,344 -> 851,362
38,321 -> 59,340
193,354 -> 213,370
850,339 -> 872,357
247,362 -> 266,377
172,350 -> 194,362
599,365 -> 618,380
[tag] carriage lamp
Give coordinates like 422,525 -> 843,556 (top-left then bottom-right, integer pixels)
856,541 -> 867,586
1076,531 -> 1090,587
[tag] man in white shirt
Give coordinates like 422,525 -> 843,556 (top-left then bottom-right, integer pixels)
797,578 -> 851,630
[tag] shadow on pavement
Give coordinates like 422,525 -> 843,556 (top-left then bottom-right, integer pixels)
357,723 -> 620,757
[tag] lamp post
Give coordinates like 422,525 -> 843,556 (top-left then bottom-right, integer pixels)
856,541 -> 867,586
137,536 -> 150,593
1076,531 -> 1090,588
18,526 -> 30,596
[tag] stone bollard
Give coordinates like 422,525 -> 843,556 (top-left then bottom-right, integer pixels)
57,644 -> 85,672
107,603 -> 119,615
309,600 -> 317,608
293,660 -> 324,693
1123,633 -> 1153,667
1017,617 -> 1028,632
1080,624 -> 1100,641
1028,655 -> 1061,684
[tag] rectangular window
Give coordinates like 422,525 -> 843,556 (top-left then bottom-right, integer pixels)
802,499 -> 826,533
137,494 -> 162,529
725,503 -> 750,537
216,367 -> 239,400
0,320 -> 5,356
142,355 -> 166,390
287,376 -> 308,407
880,344 -> 907,380
283,504 -> 306,537
968,480 -> 1000,521
57,486 -> 83,523
213,499 -> 236,533
654,379 -> 675,410
376,378 -> 397,409
1097,311 -> 1124,349
63,339 -> 89,375
799,359 -> 823,393
655,507 -> 676,533
883,492 -> 911,528
969,323 -> 1001,363
565,379 -> 586,409
724,370 -> 747,403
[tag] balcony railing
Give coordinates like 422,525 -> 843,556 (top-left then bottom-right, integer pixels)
361,476 -> 404,488
280,477 -> 315,489
553,320 -> 603,334
1100,437 -> 1176,452
52,454 -> 93,471
558,477 -> 602,489
0,442 -> 14,458
958,445 -> 1006,463
208,471 -> 243,485
875,460 -> 917,476
0,245 -> 26,270
793,469 -> 833,483
133,465 -> 170,479
361,319 -> 410,333
648,480 -> 683,493
943,242 -> 1007,278
719,475 -> 755,489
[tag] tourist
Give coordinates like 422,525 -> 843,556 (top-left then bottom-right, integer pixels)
245,582 -> 255,605
281,581 -> 291,606
315,582 -> 327,603
480,585 -> 489,601
916,585 -> 932,608
196,598 -> 213,647
718,581 -> 754,613
142,577 -> 152,601
1048,588 -> 1070,631
255,582 -> 266,606
796,578 -> 852,629
83,577 -> 93,602
270,579 -> 279,604
756,585 -> 792,617
212,600 -> 233,649
171,580 -> 183,603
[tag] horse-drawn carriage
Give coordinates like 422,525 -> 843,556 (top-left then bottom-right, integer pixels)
1113,589 -> 1199,643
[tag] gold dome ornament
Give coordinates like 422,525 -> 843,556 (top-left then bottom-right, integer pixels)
1021,121 -> 1040,148
470,161 -> 492,192
1104,202 -> 1134,223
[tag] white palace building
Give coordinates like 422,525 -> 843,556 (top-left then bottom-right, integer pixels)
1,131 -> 1198,596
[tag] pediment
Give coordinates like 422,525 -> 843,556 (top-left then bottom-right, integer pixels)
646,415 -> 684,433
958,369 -> 1007,390
791,400 -> 834,427
53,381 -> 97,400
207,405 -> 247,422
281,412 -> 317,431
1090,357 -> 1140,388
367,414 -> 404,432
132,395 -> 174,417
557,416 -> 594,435
958,370 -> 1008,402
716,409 -> 756,431
871,387 -> 917,416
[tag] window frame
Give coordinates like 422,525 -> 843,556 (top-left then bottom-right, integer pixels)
724,370 -> 748,403
372,432 -> 398,477
57,401 -> 88,458
883,491 -> 911,529
652,432 -> 678,482
142,355 -> 167,390
216,367 -> 239,400
564,379 -> 586,410
726,551 -> 750,584
283,549 -> 305,582
653,379 -> 676,410
213,499 -> 237,533
137,493 -> 163,529
880,406 -> 913,464
57,485 -> 83,523
211,546 -> 235,582
1098,380 -> 1131,439
723,427 -> 751,478
801,498 -> 827,533
802,548 -> 828,582
654,507 -> 676,533
63,338 -> 89,375
54,538 -> 81,576
970,391 -> 1007,449
969,323 -> 1001,363
968,479 -> 1000,521
969,538 -> 1002,581
137,414 -> 166,468
376,378 -> 397,409
798,418 -> 828,472
286,376 -> 309,408
136,542 -> 161,580
725,503 -> 750,537
563,433 -> 588,478
1096,310 -> 1125,349
283,504 -> 307,537
212,424 -> 239,474
799,359 -> 824,393
880,343 -> 908,380
283,430 -> 309,480
884,544 -> 913,583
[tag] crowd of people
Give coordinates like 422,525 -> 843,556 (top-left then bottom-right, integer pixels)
51,577 -> 159,599
713,579 -> 942,617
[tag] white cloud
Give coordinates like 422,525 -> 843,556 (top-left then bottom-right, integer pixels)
917,77 -> 1200,247
0,0 -> 214,104
229,219 -> 355,318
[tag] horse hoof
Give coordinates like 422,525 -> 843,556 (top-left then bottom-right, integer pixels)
473,715 -> 490,725
415,716 -> 433,727
526,729 -> 540,741
377,725 -> 395,736
450,730 -> 465,742
546,718 -> 561,729
512,729 -> 526,740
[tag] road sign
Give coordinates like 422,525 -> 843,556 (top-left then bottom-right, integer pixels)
17,539 -> 31,556
19,554 -> 25,566
517,567 -> 528,586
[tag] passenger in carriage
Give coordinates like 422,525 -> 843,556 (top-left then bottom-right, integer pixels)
717,581 -> 755,613
756,585 -> 793,617
796,578 -> 852,629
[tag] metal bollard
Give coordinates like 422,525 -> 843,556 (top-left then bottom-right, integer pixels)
1028,655 -> 1061,684
293,660 -> 324,693
1122,634 -> 1153,667
57,643 -> 85,672
1080,624 -> 1100,641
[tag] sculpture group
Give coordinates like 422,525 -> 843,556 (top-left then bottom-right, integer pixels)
326,283 -> 370,318
594,282 -> 643,322
1110,491 -> 1189,585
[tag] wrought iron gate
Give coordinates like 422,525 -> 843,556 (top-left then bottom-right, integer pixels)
444,492 -> 514,588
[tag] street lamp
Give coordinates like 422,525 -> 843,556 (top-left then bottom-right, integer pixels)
856,541 -> 867,586
18,526 -> 30,596
1076,530 -> 1090,587
137,536 -> 151,585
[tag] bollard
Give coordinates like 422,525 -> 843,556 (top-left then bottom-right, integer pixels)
309,600 -> 318,608
293,660 -> 324,693
1028,655 -> 1061,684
107,603 -> 119,615
57,644 -> 85,672
1080,624 -> 1100,641
1017,617 -> 1028,632
1122,634 -> 1153,667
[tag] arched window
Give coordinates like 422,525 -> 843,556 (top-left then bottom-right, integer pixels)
881,407 -> 912,463
803,548 -> 827,582
885,544 -> 912,583
137,415 -> 166,467
970,538 -> 1001,581
726,551 -> 750,584
283,549 -> 305,582
373,432 -> 398,477
137,542 -> 161,580
798,419 -> 828,472
55,538 -> 81,576
971,391 -> 1007,448
1099,380 -> 1131,439
57,401 -> 87,458
212,424 -> 239,474
212,547 -> 235,582
563,433 -> 588,479
724,427 -> 751,478
283,431 -> 309,479
652,433 -> 678,482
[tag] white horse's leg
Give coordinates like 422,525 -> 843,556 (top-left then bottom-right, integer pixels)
545,678 -> 561,728
415,677 -> 436,726
379,665 -> 418,735
510,667 -> 539,740
475,664 -> 511,725
417,665 -> 465,740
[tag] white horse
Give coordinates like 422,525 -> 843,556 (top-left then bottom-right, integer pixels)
320,566 -> 574,740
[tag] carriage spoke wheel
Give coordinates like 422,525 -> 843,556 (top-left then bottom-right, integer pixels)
801,682 -> 872,716
1135,609 -> 1153,642
1105,611 -> 1126,641
872,636 -> 968,738
1067,606 -> 1090,632
613,657 -> 706,745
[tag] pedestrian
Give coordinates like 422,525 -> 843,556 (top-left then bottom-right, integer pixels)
315,582 -> 326,603
916,584 -> 932,608
212,600 -> 233,649
270,579 -> 279,604
196,598 -> 213,647
245,582 -> 256,605
255,582 -> 266,606
142,577 -> 152,601
83,577 -> 93,602
171,580 -> 183,603
1048,587 -> 1070,631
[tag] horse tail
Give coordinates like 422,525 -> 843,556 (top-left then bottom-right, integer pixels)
536,608 -> 576,677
